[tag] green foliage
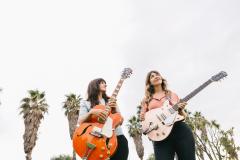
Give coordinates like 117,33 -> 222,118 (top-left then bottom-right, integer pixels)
127,105 -> 142,137
185,111 -> 240,160
147,153 -> 155,160
50,154 -> 72,160
62,93 -> 81,116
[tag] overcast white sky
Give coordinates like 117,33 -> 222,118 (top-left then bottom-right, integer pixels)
0,0 -> 240,160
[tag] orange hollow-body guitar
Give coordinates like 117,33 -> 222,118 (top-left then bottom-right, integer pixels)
72,68 -> 132,160
73,105 -> 123,160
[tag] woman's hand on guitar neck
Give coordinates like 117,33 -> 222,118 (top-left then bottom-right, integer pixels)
108,98 -> 118,113
177,101 -> 187,110
90,109 -> 108,123
177,101 -> 188,118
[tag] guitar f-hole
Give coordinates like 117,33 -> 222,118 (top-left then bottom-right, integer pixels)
106,138 -> 110,149
79,125 -> 92,136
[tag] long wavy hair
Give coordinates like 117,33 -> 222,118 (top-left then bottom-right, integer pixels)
143,70 -> 170,106
87,78 -> 109,108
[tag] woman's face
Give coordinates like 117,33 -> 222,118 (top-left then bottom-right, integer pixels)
149,72 -> 162,86
99,81 -> 107,92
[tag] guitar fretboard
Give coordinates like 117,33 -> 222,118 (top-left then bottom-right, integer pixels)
172,79 -> 213,111
105,79 -> 124,110
111,79 -> 124,99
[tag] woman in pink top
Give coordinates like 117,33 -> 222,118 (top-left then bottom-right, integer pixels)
140,70 -> 195,160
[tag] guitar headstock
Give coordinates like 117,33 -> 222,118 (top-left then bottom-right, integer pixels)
121,68 -> 133,79
211,71 -> 228,82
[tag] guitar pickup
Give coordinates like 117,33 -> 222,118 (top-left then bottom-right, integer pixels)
142,124 -> 158,135
156,115 -> 162,121
90,131 -> 103,138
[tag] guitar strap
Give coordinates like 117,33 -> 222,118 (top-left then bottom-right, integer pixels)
147,91 -> 174,110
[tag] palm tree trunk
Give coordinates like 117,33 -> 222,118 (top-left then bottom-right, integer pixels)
68,113 -> 78,160
26,151 -> 32,160
133,134 -> 144,160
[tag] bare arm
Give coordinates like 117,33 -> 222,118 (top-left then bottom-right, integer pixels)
140,99 -> 148,121
77,101 -> 108,125
77,100 -> 92,125
78,111 -> 92,125
171,92 -> 188,118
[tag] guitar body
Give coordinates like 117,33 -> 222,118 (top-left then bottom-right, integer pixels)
141,100 -> 184,141
73,105 -> 123,160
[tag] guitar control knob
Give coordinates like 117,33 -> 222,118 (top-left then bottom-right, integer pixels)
99,154 -> 103,158
101,147 -> 105,151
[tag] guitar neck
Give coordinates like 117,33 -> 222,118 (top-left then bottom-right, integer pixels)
182,79 -> 213,102
104,79 -> 124,111
172,79 -> 213,111
111,79 -> 124,99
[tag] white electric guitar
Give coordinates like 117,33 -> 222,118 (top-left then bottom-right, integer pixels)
141,71 -> 228,141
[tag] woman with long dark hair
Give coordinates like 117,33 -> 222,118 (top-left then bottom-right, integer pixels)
140,70 -> 195,160
78,78 -> 129,160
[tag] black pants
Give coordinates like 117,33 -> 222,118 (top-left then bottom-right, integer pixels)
153,121 -> 195,160
110,135 -> 129,160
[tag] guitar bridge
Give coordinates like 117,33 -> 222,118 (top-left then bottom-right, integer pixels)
90,127 -> 103,138
143,124 -> 158,135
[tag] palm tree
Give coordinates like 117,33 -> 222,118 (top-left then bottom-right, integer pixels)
185,111 -> 240,160
127,105 -> 144,160
19,90 -> 48,160
62,93 -> 81,160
